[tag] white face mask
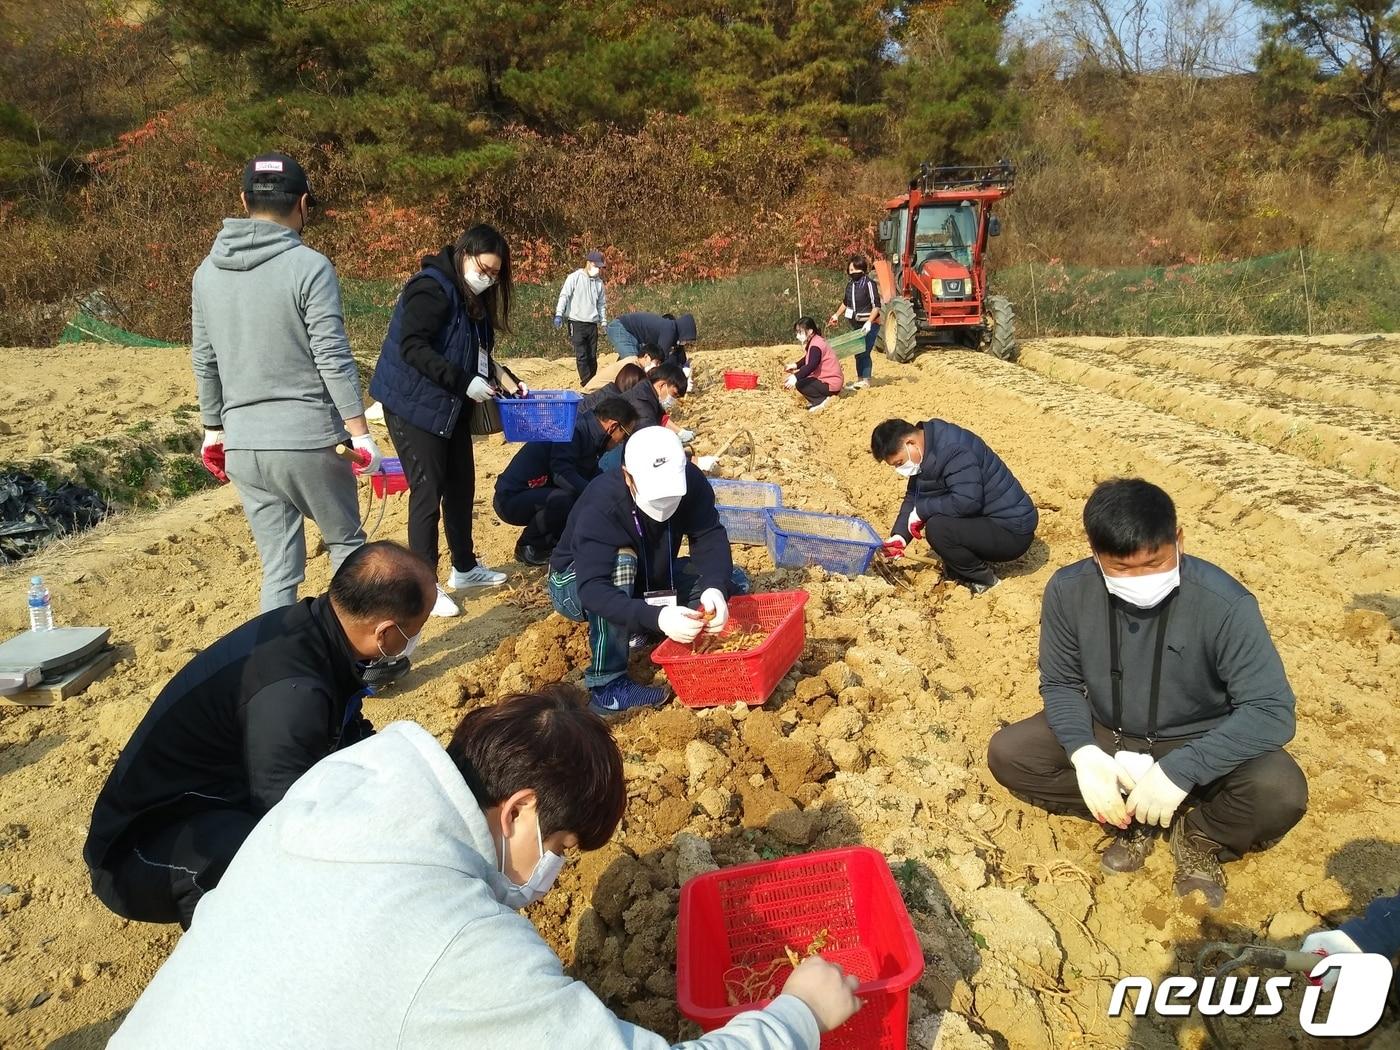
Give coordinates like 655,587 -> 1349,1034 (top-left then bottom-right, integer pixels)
660,394 -> 677,411
893,443 -> 921,478
586,264 -> 600,277
637,493 -> 683,522
463,264 -> 496,294
1097,545 -> 1181,609
498,816 -> 565,909
374,623 -> 419,664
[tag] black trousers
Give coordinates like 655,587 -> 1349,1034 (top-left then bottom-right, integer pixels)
386,410 -> 479,573
570,321 -> 599,384
493,486 -> 577,549
922,515 -> 1033,586
987,712 -> 1308,861
796,377 -> 832,406
90,809 -> 260,929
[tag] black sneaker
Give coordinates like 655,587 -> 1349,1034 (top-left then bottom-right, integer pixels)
514,538 -> 550,566
1101,825 -> 1157,874
588,678 -> 668,716
362,656 -> 410,688
1171,823 -> 1227,907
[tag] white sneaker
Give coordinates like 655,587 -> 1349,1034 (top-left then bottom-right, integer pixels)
431,586 -> 460,617
850,379 -> 870,390
807,399 -> 829,413
449,565 -> 507,590
365,401 -> 385,422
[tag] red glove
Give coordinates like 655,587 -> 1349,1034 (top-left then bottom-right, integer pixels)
908,508 -> 925,541
882,537 -> 906,559
201,431 -> 229,484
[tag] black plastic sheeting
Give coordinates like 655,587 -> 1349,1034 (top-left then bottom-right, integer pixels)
0,472 -> 108,563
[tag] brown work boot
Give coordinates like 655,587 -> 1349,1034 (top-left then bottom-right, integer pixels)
1170,823 -> 1227,907
1100,824 -> 1157,873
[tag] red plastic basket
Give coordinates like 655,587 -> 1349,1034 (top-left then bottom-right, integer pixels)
370,457 -> 409,497
677,846 -> 924,1050
724,370 -> 760,390
651,591 -> 808,708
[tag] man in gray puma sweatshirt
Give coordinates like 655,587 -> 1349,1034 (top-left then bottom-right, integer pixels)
192,154 -> 381,611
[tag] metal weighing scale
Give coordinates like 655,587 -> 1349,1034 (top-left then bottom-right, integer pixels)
0,627 -> 116,706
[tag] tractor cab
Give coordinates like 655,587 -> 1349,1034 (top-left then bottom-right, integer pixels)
873,162 -> 1017,362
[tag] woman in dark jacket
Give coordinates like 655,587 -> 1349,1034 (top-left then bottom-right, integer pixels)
828,255 -> 881,390
370,224 -> 522,617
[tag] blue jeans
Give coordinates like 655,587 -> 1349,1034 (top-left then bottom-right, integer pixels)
851,319 -> 879,380
549,558 -> 750,688
606,320 -> 640,359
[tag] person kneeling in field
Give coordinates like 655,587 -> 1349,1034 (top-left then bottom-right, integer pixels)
783,317 -> 843,413
548,427 -> 746,714
493,397 -> 639,566
84,541 -> 435,929
108,687 -> 862,1049
872,417 -> 1038,594
987,478 -> 1307,907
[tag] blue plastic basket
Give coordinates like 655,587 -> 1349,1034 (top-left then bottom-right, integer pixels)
709,479 -> 783,546
496,391 -> 582,442
764,508 -> 882,575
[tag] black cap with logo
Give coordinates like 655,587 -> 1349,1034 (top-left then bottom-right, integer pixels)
242,152 -> 318,207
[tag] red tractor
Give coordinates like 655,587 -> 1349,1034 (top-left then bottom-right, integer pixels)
873,161 -> 1017,362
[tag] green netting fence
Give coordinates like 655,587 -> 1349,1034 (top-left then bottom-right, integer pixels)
60,311 -> 179,348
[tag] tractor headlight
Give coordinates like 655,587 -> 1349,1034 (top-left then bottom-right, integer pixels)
929,278 -> 943,297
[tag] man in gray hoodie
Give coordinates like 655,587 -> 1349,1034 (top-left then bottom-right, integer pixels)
108,687 -> 862,1049
193,153 -> 381,612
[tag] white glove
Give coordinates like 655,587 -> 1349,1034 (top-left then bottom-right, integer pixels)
466,376 -> 494,402
696,455 -> 719,473
1113,750 -> 1155,784
784,375 -> 797,389
351,433 -> 383,474
202,428 -> 224,450
1124,762 -> 1189,828
1300,930 -> 1363,991
677,428 -> 696,444
1070,745 -> 1135,828
861,320 -> 872,334
658,604 -> 704,644
699,588 -> 728,634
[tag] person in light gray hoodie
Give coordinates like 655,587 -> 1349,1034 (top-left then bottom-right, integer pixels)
109,687 -> 862,1049
193,153 -> 382,612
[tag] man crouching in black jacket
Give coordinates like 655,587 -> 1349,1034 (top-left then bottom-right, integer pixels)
84,541 -> 436,928
547,427 -> 747,716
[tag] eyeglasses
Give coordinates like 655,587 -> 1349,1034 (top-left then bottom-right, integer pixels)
471,254 -> 502,279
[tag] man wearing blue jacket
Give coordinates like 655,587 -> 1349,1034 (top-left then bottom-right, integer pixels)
548,427 -> 745,714
871,417 -> 1038,594
1302,895 -> 1400,987
606,311 -> 697,368
988,479 -> 1307,908
493,398 -> 638,566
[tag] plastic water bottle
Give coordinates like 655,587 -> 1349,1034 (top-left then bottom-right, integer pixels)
27,576 -> 53,632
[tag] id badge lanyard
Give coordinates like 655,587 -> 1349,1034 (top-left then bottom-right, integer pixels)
631,510 -> 675,599
1107,593 -> 1175,749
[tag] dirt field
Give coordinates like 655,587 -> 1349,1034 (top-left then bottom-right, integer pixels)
1,334 -> 1398,1049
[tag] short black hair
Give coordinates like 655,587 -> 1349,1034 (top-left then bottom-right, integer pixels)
795,316 -> 819,334
661,312 -> 676,320
870,418 -> 919,460
649,363 -> 688,397
328,541 -> 435,622
637,343 -> 664,364
245,188 -> 302,218
613,362 -> 647,393
1083,478 -> 1178,557
848,255 -> 869,273
447,685 -> 626,850
592,396 -> 638,427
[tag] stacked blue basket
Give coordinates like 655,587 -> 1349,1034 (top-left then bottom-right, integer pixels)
764,508 -> 882,574
496,391 -> 582,442
709,479 -> 783,546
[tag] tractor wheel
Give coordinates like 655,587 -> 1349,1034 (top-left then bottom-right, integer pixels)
981,295 -> 1017,361
884,299 -> 919,363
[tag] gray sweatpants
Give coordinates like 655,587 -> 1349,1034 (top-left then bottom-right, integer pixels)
225,447 -> 365,611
